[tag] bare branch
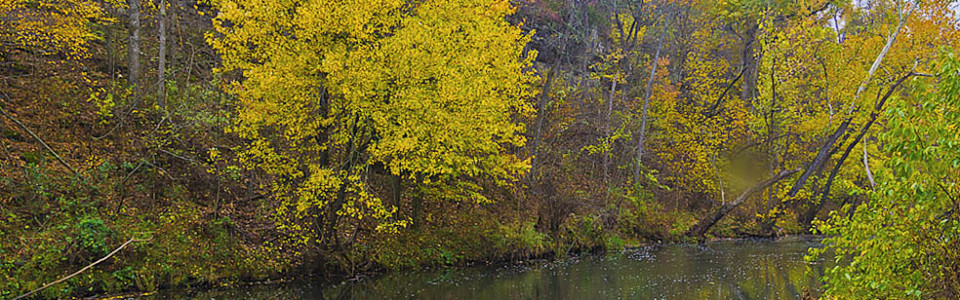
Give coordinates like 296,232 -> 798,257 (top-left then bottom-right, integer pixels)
0,92 -> 83,179
13,237 -> 150,300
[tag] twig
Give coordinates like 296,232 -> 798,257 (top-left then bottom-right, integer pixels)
704,66 -> 746,117
141,159 -> 176,181
92,122 -> 122,140
0,93 -> 83,179
0,131 -> 18,171
938,183 -> 958,214
115,160 -> 147,215
710,154 -> 726,205
159,148 -> 199,164
864,138 -> 875,190
13,237 -> 150,300
121,160 -> 147,185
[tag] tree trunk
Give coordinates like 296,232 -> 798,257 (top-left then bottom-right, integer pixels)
765,58 -> 781,213
106,7 -> 116,78
739,23 -> 759,110
157,0 -> 166,110
324,182 -> 348,246
389,172 -> 401,210
529,60 -> 559,174
800,72 -> 915,226
411,173 -> 424,229
755,117 -> 850,234
786,118 -> 850,198
128,0 -> 140,88
167,1 -> 175,80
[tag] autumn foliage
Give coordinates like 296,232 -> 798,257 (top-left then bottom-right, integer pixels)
1,0 -> 959,298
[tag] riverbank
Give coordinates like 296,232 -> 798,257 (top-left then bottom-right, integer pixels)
0,161 -> 818,299
2,197 -> 819,300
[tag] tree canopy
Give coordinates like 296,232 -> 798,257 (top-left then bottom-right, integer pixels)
209,0 -> 536,240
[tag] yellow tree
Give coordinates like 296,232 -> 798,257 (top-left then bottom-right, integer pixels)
0,0 -> 105,59
208,0 -> 536,245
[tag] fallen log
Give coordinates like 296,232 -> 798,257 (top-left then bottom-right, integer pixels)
686,168 -> 800,238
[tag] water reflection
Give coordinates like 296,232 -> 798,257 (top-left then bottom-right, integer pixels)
151,237 -> 830,300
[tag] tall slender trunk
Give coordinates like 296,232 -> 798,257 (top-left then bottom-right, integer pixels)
106,6 -> 116,78
169,0 -> 181,83
411,173 -> 424,229
528,55 -> 562,180
157,0 -> 166,110
634,20 -> 667,182
603,72 -> 618,182
128,0 -> 140,89
765,59 -> 780,213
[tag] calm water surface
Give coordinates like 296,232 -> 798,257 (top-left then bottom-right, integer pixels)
150,237 -> 830,300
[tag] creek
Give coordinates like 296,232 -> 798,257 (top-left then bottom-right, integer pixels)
147,237 -> 831,299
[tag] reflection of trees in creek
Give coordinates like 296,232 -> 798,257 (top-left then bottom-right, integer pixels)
151,238 -> 831,300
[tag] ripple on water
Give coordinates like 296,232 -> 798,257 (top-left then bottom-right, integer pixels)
147,237 -> 830,300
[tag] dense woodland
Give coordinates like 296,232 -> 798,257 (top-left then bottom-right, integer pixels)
1,0 -> 959,298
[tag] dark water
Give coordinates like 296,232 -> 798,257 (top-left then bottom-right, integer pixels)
150,237 -> 830,300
